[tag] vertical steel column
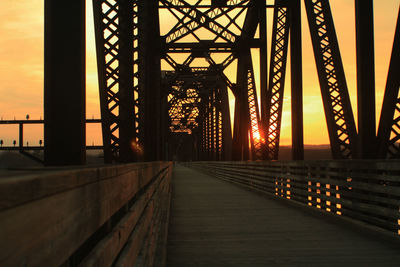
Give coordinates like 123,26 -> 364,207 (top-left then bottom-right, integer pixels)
93,0 -> 112,163
232,95 -> 244,160
290,0 -> 304,160
44,0 -> 86,165
214,88 -> 220,160
204,98 -> 208,159
209,96 -> 214,159
119,0 -> 136,162
355,0 -> 376,159
259,2 -> 268,127
235,55 -> 254,160
203,112 -> 207,159
139,0 -> 162,161
217,109 -> 223,160
212,92 -> 216,160
305,0 -> 357,159
265,3 -> 290,160
93,0 -> 122,163
377,8 -> 400,158
220,81 -> 232,160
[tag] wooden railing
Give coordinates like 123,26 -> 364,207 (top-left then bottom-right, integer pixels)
0,162 -> 173,266
186,160 -> 400,237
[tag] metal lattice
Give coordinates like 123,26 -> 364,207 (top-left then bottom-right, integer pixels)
246,67 -> 264,159
93,0 -> 121,162
305,0 -> 357,159
265,5 -> 290,160
94,0 -> 140,162
167,80 -> 201,133
378,8 -> 400,158
387,94 -> 400,157
160,0 -> 253,160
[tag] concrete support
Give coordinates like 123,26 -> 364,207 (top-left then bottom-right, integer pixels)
355,0 -> 376,158
44,0 -> 86,165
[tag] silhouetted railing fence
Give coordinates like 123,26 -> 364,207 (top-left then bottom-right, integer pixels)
186,161 -> 400,237
0,162 -> 172,266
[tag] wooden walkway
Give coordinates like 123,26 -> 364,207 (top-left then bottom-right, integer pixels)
167,164 -> 400,266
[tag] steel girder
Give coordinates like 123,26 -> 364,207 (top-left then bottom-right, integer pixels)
377,8 -> 400,158
289,0 -> 304,160
304,0 -> 357,159
92,0 -> 276,161
232,2 -> 266,160
265,3 -> 290,160
163,68 -> 230,160
139,0 -> 163,161
201,86 -> 223,160
165,76 -> 203,133
94,0 -> 162,162
235,52 -> 265,160
262,0 -> 304,161
162,0 -> 263,160
355,0 -> 377,159
93,0 -> 140,162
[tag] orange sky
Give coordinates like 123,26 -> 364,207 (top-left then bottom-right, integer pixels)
0,0 -> 398,147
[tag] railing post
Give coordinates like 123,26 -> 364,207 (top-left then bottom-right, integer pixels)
18,123 -> 23,151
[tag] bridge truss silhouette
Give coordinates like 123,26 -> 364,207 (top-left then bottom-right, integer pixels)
89,0 -> 400,163
26,0 -> 398,165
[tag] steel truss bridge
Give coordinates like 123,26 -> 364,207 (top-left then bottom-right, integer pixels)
86,0 -> 399,164
1,1 -> 400,265
0,0 -> 398,165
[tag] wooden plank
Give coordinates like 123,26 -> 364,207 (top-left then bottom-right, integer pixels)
190,162 -> 400,235
79,173 -> 165,267
153,184 -> 172,267
115,200 -> 155,267
0,162 -> 167,211
0,163 -> 171,267
169,164 -> 400,266
200,164 -> 400,202
204,165 -> 400,220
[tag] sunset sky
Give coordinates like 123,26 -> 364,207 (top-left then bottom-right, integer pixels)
0,0 -> 398,147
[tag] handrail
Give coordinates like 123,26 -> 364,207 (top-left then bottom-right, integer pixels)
0,161 -> 173,266
186,160 -> 400,237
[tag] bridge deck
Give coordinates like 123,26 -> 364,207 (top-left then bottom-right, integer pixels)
167,164 -> 400,266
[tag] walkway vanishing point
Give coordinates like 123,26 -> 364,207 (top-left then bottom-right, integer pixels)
168,164 -> 400,266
